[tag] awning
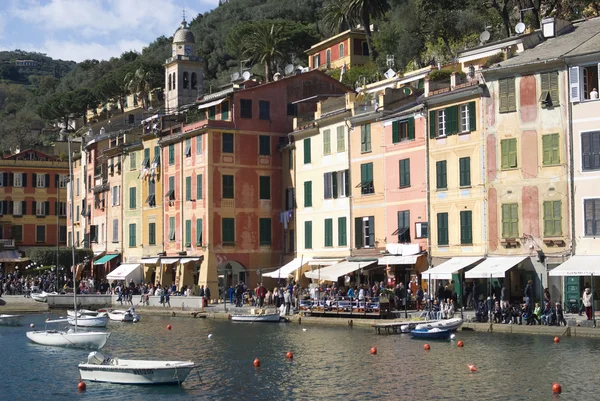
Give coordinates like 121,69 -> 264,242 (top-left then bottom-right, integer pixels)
465,256 -> 527,279
263,256 -> 313,278
94,254 -> 119,265
305,260 -> 377,281
180,257 -> 201,263
161,258 -> 180,264
141,257 -> 160,264
198,98 -> 225,110
422,257 -> 484,280
549,256 -> 600,276
308,258 -> 343,266
0,250 -> 27,262
378,255 -> 420,265
106,263 -> 143,282
141,114 -> 160,124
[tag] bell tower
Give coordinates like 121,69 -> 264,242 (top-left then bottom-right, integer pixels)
164,15 -> 204,112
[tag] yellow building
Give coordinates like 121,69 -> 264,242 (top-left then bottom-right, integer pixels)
306,28 -> 370,71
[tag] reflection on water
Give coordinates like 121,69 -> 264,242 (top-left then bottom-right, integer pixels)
2,313 -> 600,400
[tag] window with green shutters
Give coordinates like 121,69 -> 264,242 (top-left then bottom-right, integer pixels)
169,217 -> 175,241
222,218 -> 235,245
168,144 -> 175,165
436,160 -> 447,189
324,218 -> 333,247
129,223 -> 136,247
185,219 -> 191,246
323,129 -> 331,155
259,135 -> 270,155
399,158 -> 410,188
437,213 -> 448,245
392,118 -> 415,143
543,200 -> 562,236
167,176 -> 175,200
144,148 -> 151,165
304,181 -> 312,207
500,138 -> 518,169
259,218 -> 271,246
303,138 -> 311,164
154,145 -> 161,164
445,106 -> 459,135
222,175 -> 234,199
185,176 -> 192,201
337,126 -> 345,152
221,101 -> 229,120
542,134 -> 560,166
338,217 -> 347,246
304,221 -> 312,249
584,199 -> 600,236
148,222 -> 156,245
208,106 -> 216,120
459,157 -> 471,187
129,187 -> 136,209
540,72 -> 559,106
361,124 -> 371,152
259,176 -> 270,200
130,152 -> 136,170
196,218 -> 203,245
499,78 -> 517,113
460,210 -> 472,245
360,163 -> 374,194
196,174 -> 203,199
501,203 -> 519,238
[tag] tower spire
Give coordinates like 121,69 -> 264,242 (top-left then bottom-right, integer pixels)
182,8 -> 186,22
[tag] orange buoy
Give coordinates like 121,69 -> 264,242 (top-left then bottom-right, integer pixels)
370,347 -> 377,355
286,352 -> 293,359
78,381 -> 86,391
424,344 -> 430,350
167,324 -> 172,330
552,382 -> 562,394
467,364 -> 478,372
457,340 -> 464,347
253,358 -> 261,367
554,336 -> 560,343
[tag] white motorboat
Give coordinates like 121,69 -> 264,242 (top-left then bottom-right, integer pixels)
31,291 -> 57,303
108,308 -> 140,322
415,317 -> 464,332
0,314 -> 23,326
231,313 -> 282,322
79,352 -> 197,385
68,315 -> 109,328
67,309 -> 107,317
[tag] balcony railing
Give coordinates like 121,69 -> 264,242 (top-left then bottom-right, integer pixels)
353,99 -> 377,116
0,239 -> 15,248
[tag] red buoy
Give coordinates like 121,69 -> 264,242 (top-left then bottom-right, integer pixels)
424,344 -> 430,350
467,364 -> 478,372
286,352 -> 293,359
554,336 -> 560,343
167,324 -> 172,330
78,381 -> 86,391
552,382 -> 562,394
457,340 -> 464,347
253,358 -> 261,367
370,347 -> 377,355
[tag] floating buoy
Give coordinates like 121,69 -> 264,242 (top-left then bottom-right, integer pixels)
78,381 -> 86,391
552,382 -> 562,394
450,334 -> 456,340
467,364 -> 478,372
208,334 -> 213,339
253,358 -> 260,367
30,323 -> 35,328
302,328 -> 307,332
167,324 -> 172,330
457,340 -> 464,347
370,347 -> 377,355
286,352 -> 293,359
554,336 -> 560,343
424,344 -> 430,350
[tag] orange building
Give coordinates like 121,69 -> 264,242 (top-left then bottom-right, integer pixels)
306,28 -> 370,71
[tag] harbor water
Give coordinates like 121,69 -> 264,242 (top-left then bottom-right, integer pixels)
2,313 -> 600,400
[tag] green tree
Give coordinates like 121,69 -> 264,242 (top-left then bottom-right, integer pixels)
125,65 -> 154,109
321,0 -> 358,35
242,24 -> 289,82
0,110 -> 43,152
346,0 -> 391,61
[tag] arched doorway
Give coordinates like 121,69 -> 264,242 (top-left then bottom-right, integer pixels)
217,261 -> 246,299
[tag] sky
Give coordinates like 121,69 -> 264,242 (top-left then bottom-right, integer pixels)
0,0 -> 220,62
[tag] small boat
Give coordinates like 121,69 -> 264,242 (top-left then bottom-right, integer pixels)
0,314 -> 23,326
400,323 -> 417,333
31,291 -> 57,303
410,328 -> 451,340
415,317 -> 463,332
27,322 -> 111,349
68,315 -> 109,328
108,308 -> 140,322
231,313 -> 283,323
67,309 -> 107,317
79,352 -> 197,385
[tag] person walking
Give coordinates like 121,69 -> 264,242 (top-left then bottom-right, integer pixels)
256,283 -> 266,308
284,288 -> 292,316
582,287 -> 593,320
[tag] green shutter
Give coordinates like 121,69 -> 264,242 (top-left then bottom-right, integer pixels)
129,223 -> 136,247
305,221 -> 312,249
169,217 -> 175,241
447,106 -> 459,135
392,121 -> 399,143
197,174 -> 203,199
510,204 -> 518,237
323,129 -> 331,155
509,138 -> 517,168
507,78 -> 516,112
222,218 -> 235,244
361,163 -> 367,185
436,161 -> 447,189
408,117 -> 415,140
185,176 -> 191,201
221,101 -> 229,120
460,157 -> 471,187
468,101 -> 476,131
460,211 -> 472,245
332,172 -> 338,199
543,134 -> 560,165
501,140 -> 509,169
338,217 -> 347,246
400,159 -> 410,188
129,187 -> 136,209
501,204 -> 510,238
336,126 -> 345,152
502,204 -> 519,238
429,110 -> 436,138
437,213 -> 448,245
260,218 -> 271,245
355,218 -> 362,248
499,79 -> 507,113
303,138 -> 311,164
368,216 -> 375,245
144,148 -> 150,163
185,219 -> 191,245
551,134 -> 560,164
304,181 -> 312,207
149,222 -> 155,245
130,152 -> 136,169
544,200 -> 562,236
196,218 -> 203,245
324,218 -> 333,247
550,72 -> 559,105
168,144 -> 174,164
260,176 -> 270,200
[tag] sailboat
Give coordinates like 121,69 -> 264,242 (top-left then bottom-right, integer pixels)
26,137 -> 111,349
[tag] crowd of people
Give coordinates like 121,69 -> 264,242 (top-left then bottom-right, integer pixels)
0,271 -> 61,297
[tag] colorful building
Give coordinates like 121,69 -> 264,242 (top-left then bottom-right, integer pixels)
306,28 -> 370,71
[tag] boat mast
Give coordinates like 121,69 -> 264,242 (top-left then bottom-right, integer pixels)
67,137 -> 78,329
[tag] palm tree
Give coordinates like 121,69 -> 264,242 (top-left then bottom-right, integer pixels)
321,0 -> 357,35
243,24 -> 288,83
347,0 -> 391,61
125,67 -> 152,110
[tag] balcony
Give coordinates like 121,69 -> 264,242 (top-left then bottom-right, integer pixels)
353,99 -> 377,116
0,239 -> 15,248
221,199 -> 235,208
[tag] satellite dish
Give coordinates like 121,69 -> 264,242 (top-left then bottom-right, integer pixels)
284,64 -> 294,75
515,22 -> 526,34
242,71 -> 251,81
480,30 -> 491,43
232,72 -> 240,81
384,68 -> 396,79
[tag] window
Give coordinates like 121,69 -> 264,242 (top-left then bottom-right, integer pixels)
185,219 -> 192,246
185,176 -> 192,201
460,210 -> 472,245
392,118 -> 415,143
361,124 -> 371,152
76,178 -> 80,196
222,175 -> 234,199
540,72 -> 559,107
436,160 -> 447,189
502,203 -> 519,238
222,218 -> 235,245
415,222 -> 429,239
339,43 -> 345,58
89,225 -> 98,243
304,221 -> 312,249
259,218 -> 271,246
112,186 -> 120,206
59,226 -> 66,243
542,134 -> 560,166
36,174 -> 46,188
76,205 -> 80,221
222,133 -> 234,153
13,225 -> 22,242
303,138 -> 311,164
168,144 -> 175,165
362,41 -> 369,56
168,74 -> 171,91
399,159 -> 410,188
287,103 -> 297,116
196,136 -> 202,154
196,218 -> 203,245
166,176 -> 175,200
360,163 -> 374,195
127,187 -> 135,209
169,217 -> 176,241
288,149 -> 293,169
323,129 -> 331,155
129,223 -> 136,247
336,126 -> 345,152
437,109 -> 446,137
259,100 -> 270,120
584,199 -> 600,236
259,135 -> 270,156
285,188 -> 295,210
191,72 -> 197,89
460,102 -> 476,132
324,173 -> 333,199
259,176 -> 270,200
324,218 -> 333,247
36,225 -> 45,243
35,201 -> 48,216
221,101 -> 230,120
543,200 -> 562,236
183,71 -> 189,89
240,99 -> 252,119
397,211 -> 410,243
582,131 -> 600,171
501,138 -> 518,169
437,213 -> 448,246
313,54 -> 320,68
304,181 -> 312,207
154,146 -> 160,164
58,175 -> 67,188
112,219 -> 118,243
185,139 -> 192,157
355,216 -> 375,248
338,217 -> 347,246
499,78 -> 517,113
13,173 -> 23,187
149,222 -> 156,245
196,174 -> 203,200
459,157 -> 471,187
58,202 -> 67,216
208,106 -> 216,120
289,229 -> 295,253
147,179 -> 156,206
324,170 -> 349,199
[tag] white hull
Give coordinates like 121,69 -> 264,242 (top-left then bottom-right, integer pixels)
415,317 -> 463,332
231,313 -> 282,322
68,316 -> 109,327
31,292 -> 51,303
26,330 -> 110,349
108,310 -> 140,322
0,314 -> 23,326
68,309 -> 105,317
